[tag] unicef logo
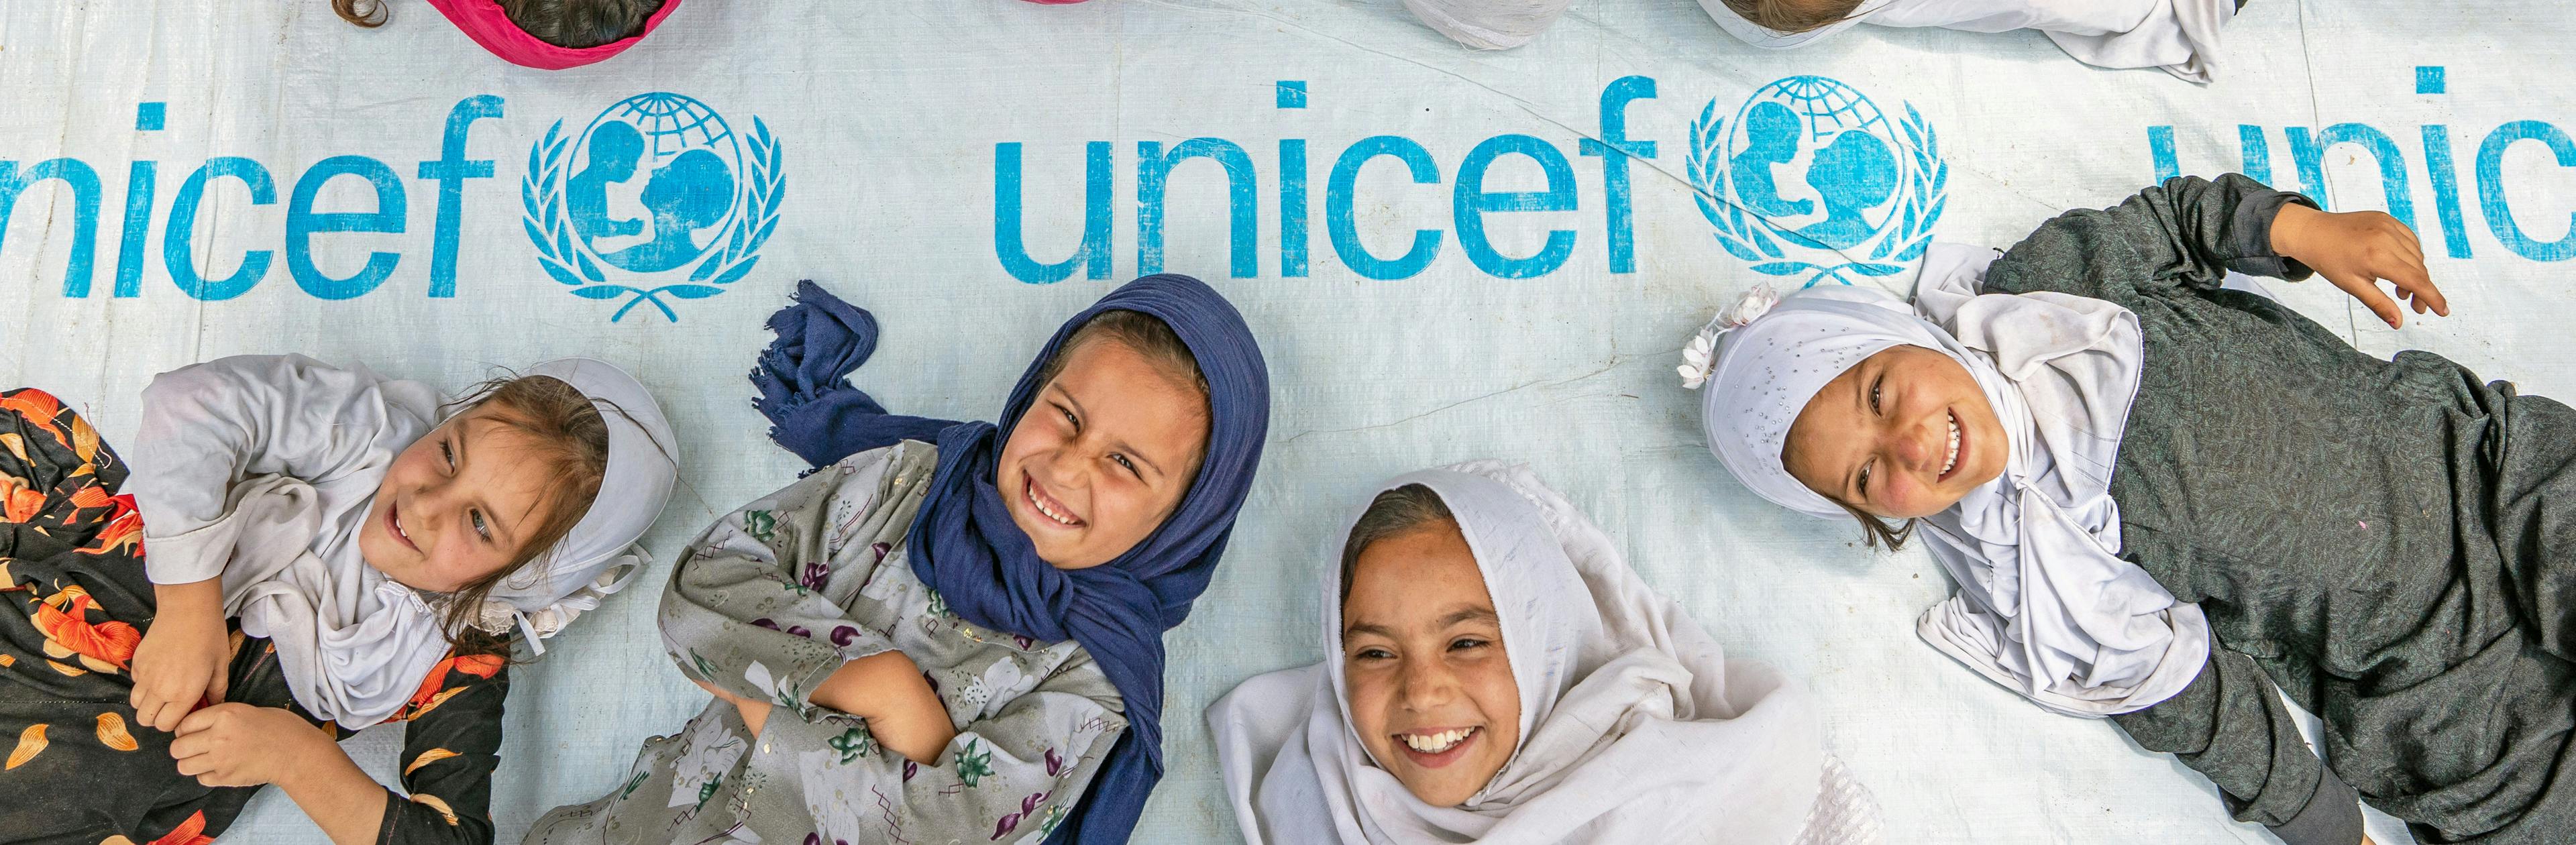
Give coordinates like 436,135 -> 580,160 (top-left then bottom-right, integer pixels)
1688,77 -> 1945,286
523,93 -> 785,321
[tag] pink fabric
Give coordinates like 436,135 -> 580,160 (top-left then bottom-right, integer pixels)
425,0 -> 684,70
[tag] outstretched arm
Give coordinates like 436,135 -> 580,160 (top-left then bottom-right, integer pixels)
2268,203 -> 2448,328
2112,644 -> 2363,845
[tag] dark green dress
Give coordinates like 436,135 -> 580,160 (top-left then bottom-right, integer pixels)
1978,174 -> 2576,844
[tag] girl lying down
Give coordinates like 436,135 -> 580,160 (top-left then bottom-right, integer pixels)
528,274 -> 1271,845
1689,173 -> 2576,844
1211,461 -> 1882,844
0,355 -> 676,844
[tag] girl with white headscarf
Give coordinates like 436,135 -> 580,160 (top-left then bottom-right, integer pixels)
1681,173 -> 2576,845
1209,460 -> 1882,844
0,355 -> 676,845
1700,0 -> 2239,82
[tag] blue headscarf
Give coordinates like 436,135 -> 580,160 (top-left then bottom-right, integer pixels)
751,276 -> 1272,844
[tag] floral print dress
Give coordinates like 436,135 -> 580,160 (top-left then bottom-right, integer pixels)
526,441 -> 1128,845
0,388 -> 510,845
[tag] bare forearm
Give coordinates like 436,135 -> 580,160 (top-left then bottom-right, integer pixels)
811,651 -> 955,763
153,577 -> 225,613
274,744 -> 391,845
853,679 -> 955,763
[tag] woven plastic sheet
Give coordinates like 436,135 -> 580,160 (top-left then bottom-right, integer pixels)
4,1 -> 2567,842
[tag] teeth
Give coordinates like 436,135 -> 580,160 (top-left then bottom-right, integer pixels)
1399,727 -> 1475,754
1941,413 -> 1961,475
1026,480 -> 1078,526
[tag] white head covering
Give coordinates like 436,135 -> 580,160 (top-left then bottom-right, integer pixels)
466,357 -> 678,642
1401,0 -> 1572,50
221,357 -> 677,726
1696,0 -> 2232,82
1209,461 -> 1853,844
1689,246 -> 2206,716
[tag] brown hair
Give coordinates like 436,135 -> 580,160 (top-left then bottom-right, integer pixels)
1034,309 -> 1208,400
1841,501 -> 1917,551
333,0 -> 666,49
436,374 -> 612,657
333,0 -> 386,27
1338,484 -> 1457,602
1722,0 -> 1867,35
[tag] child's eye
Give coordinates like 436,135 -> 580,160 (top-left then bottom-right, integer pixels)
472,510 -> 491,541
440,439 -> 456,470
1870,378 -> 1883,414
1110,453 -> 1138,476
1058,404 -> 1078,429
1858,461 -> 1874,496
1449,638 -> 1488,651
1352,648 -> 1393,662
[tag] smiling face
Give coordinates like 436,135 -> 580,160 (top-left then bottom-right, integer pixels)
1782,344 -> 2008,519
1341,520 -> 1520,807
356,407 -> 564,593
998,337 -> 1212,570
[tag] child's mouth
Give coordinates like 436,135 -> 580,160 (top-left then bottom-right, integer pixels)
1022,476 -> 1085,528
1393,725 -> 1481,768
386,502 -> 420,552
1937,409 -> 1964,482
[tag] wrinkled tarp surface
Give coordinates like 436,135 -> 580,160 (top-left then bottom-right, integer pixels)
5,1 -> 2567,842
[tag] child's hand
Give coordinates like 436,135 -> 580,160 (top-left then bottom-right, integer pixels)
690,676 -> 773,736
130,579 -> 231,732
169,703 -> 334,787
2269,204 -> 2449,328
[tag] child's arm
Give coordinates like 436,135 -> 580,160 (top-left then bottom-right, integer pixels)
2268,203 -> 2449,328
168,703 -> 393,845
128,577 -> 232,730
168,656 -> 509,845
745,655 -> 1126,845
806,650 -> 955,763
2112,645 -> 2366,845
1983,174 -> 2316,304
125,355 -> 437,732
690,651 -> 954,763
127,354 -> 439,587
657,443 -> 961,752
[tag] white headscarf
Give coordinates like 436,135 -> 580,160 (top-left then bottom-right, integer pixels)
217,357 -> 678,727
1697,0 -> 2233,82
1210,461 -> 1850,844
1401,0 -> 1572,50
1690,245 -> 2206,716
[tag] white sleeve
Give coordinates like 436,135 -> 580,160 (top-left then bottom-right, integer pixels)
125,354 -> 439,584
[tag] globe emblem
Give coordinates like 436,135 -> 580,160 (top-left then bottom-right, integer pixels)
1689,76 -> 1943,287
564,93 -> 745,273
524,92 -> 784,322
1722,76 -> 1907,251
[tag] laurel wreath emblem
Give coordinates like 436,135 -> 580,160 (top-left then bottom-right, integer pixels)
1688,96 -> 1946,288
521,117 -> 786,322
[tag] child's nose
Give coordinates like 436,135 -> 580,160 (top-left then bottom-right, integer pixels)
1892,429 -> 1933,470
1398,661 -> 1458,710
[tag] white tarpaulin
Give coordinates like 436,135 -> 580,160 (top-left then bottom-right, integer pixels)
4,1 -> 2568,842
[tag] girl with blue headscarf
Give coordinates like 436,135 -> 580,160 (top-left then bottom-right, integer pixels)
527,274 -> 1271,845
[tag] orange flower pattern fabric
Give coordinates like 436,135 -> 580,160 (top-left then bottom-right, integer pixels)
0,390 -> 511,844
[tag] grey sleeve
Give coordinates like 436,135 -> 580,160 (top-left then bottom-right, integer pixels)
2112,646 -> 2361,844
1983,174 -> 2318,301
2270,767 -> 2365,845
